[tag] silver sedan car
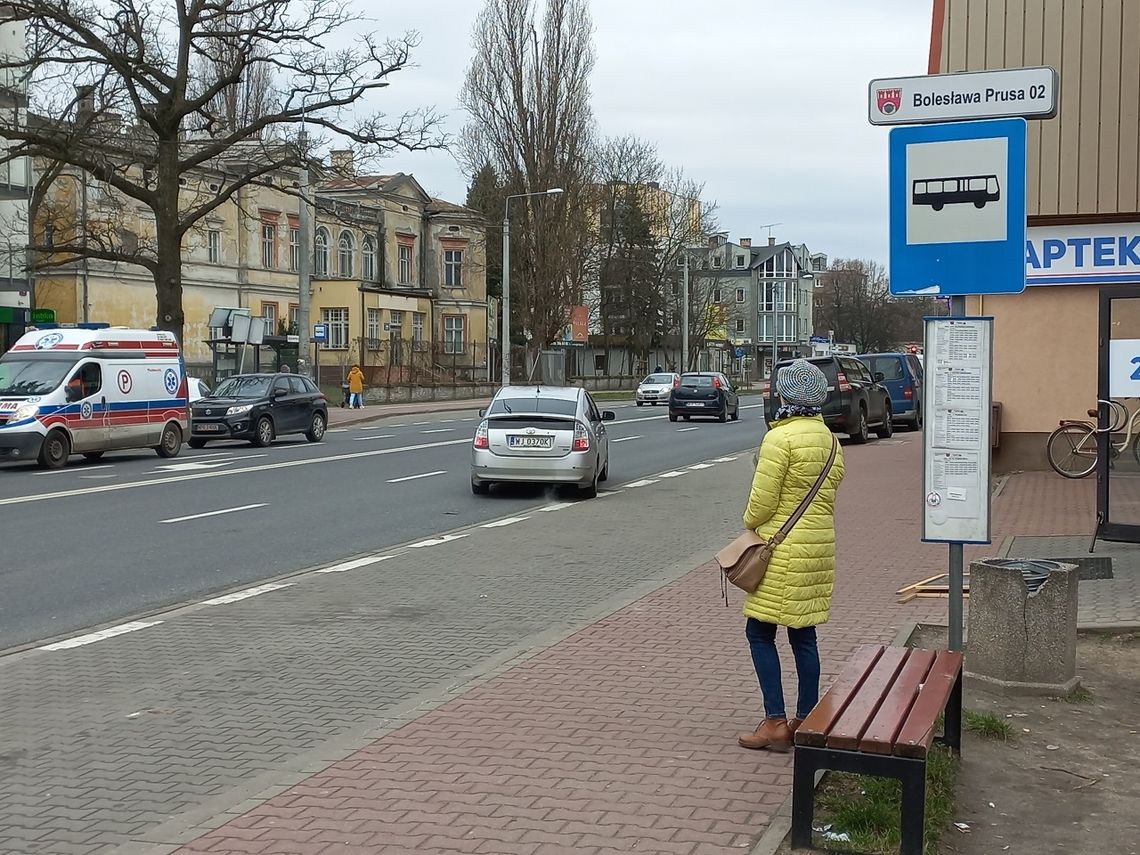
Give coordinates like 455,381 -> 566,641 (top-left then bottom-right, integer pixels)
470,386 -> 615,498
636,372 -> 678,406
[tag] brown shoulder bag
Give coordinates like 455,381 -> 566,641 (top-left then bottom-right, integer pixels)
716,435 -> 838,598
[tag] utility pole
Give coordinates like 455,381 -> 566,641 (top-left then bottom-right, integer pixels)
681,250 -> 689,372
296,130 -> 312,378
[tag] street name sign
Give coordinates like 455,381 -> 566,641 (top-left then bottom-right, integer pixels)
870,67 -> 1058,125
889,117 -> 1028,297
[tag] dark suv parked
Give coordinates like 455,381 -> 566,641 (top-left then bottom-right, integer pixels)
190,373 -> 329,448
764,356 -> 892,443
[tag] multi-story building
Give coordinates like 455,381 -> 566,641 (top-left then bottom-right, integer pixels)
31,151 -> 488,380
0,10 -> 30,351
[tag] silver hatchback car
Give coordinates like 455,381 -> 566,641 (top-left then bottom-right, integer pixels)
636,372 -> 678,406
470,386 -> 615,498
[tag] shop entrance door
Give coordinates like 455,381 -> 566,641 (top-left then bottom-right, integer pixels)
1096,286 -> 1140,544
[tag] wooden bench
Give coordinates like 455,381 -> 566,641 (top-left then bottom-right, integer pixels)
791,644 -> 964,855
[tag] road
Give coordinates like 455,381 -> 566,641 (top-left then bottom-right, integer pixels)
0,397 -> 766,651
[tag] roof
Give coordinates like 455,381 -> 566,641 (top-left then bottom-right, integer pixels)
320,175 -> 397,192
425,197 -> 480,216
11,327 -> 179,353
495,385 -> 581,400
748,242 -> 792,270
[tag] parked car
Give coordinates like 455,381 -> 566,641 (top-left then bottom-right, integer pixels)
764,356 -> 892,443
470,385 -> 615,498
636,372 -> 679,406
668,372 -> 740,423
857,352 -> 924,430
187,377 -> 211,403
189,372 -> 328,448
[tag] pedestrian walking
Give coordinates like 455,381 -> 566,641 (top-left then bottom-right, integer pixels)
347,364 -> 365,409
737,359 -> 845,752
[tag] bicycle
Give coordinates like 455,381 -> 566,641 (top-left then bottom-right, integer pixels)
1046,399 -> 1140,478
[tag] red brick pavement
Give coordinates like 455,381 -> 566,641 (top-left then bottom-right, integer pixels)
176,440 -> 1093,855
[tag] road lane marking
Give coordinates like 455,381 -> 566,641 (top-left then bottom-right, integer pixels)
327,428 -> 348,433
538,502 -> 573,512
200,582 -> 294,606
677,427 -> 699,433
160,503 -> 269,524
626,479 -> 658,488
611,435 -> 641,443
359,425 -> 389,430
413,421 -> 432,425
316,554 -> 397,574
154,454 -> 266,472
598,489 -> 623,497
353,434 -> 395,441
713,456 -> 739,462
39,620 -> 163,652
689,463 -> 714,470
35,464 -> 114,476
421,428 -> 455,434
407,533 -> 469,548
0,437 -> 472,508
481,516 -> 529,528
658,470 -> 687,478
387,470 -> 446,483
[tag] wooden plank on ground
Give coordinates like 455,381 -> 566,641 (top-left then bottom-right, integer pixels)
895,650 -> 964,758
795,644 -> 884,747
826,646 -> 910,751
858,649 -> 937,754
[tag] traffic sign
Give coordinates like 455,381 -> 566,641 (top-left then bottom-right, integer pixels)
734,346 -> 745,358
312,323 -> 328,343
889,118 -> 1027,297
869,67 -> 1058,126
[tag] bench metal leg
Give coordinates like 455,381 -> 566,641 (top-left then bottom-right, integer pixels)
791,747 -> 819,849
900,761 -> 927,855
936,668 -> 964,755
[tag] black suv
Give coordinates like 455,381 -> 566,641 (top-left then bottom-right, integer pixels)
764,356 -> 892,443
190,373 -> 329,448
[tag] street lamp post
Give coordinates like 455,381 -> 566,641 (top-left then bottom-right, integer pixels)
501,187 -> 563,387
682,250 -> 689,372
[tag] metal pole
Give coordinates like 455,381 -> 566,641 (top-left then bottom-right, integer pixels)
681,251 -> 689,371
296,130 -> 312,380
948,293 -> 967,652
771,284 -> 778,380
80,172 -> 89,324
501,204 -> 511,387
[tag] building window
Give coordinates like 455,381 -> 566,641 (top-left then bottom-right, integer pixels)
760,281 -> 796,312
367,307 -> 381,342
712,255 -> 723,269
261,223 -> 277,269
412,312 -> 425,343
398,244 -> 412,285
735,318 -> 746,334
443,315 -> 465,354
207,229 -> 221,263
338,231 -> 354,278
444,248 -> 464,288
735,254 -> 746,268
735,288 -> 746,303
288,304 -> 298,332
314,228 -> 330,277
44,222 -> 55,247
779,313 -> 796,342
320,307 -> 349,349
712,288 -> 722,304
289,227 -> 300,272
388,310 -> 404,333
362,237 -> 375,281
261,302 -> 278,334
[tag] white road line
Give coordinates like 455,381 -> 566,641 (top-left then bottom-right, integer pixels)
421,428 -> 455,434
407,533 -> 469,549
413,421 -> 432,425
388,423 -> 408,427
153,454 -> 266,473
481,516 -> 529,528
611,435 -> 641,443
200,582 -> 294,606
36,464 -> 114,476
598,489 -> 624,497
538,502 -> 573,512
159,503 -> 268,524
713,456 -> 739,462
689,463 -> 714,470
353,434 -> 395,441
387,470 -> 446,483
39,620 -> 163,652
0,437 -> 472,508
742,403 -> 765,409
658,470 -> 687,478
626,479 -> 658,488
327,428 -> 349,433
359,425 -> 388,430
316,554 -> 396,573
460,418 -> 476,422
677,427 -> 699,433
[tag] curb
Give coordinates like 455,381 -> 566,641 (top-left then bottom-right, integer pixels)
328,399 -> 489,427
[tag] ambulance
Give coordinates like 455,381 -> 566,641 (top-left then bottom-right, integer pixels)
0,326 -> 190,469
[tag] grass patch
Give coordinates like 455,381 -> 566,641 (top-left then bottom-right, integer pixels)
964,708 -> 1013,740
1060,685 -> 1094,704
588,390 -> 635,401
814,744 -> 959,854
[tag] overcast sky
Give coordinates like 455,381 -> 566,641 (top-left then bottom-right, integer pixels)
359,1 -> 933,264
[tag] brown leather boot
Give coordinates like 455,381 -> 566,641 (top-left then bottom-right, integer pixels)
738,717 -> 793,752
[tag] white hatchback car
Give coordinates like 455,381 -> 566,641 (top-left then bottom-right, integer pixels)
636,372 -> 679,406
471,386 -> 615,498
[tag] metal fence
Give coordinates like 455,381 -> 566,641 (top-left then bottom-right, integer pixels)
316,338 -> 491,387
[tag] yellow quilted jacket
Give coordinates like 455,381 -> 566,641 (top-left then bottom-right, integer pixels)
742,415 -> 845,628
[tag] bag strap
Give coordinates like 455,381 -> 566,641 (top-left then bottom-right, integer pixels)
770,436 -> 838,545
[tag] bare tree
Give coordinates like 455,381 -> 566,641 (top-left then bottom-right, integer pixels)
0,0 -> 443,344
189,2 -> 277,134
459,0 -> 595,364
815,258 -> 940,351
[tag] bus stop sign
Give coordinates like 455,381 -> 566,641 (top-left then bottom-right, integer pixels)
889,117 -> 1027,297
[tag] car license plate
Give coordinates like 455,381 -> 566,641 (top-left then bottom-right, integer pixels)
196,423 -> 223,432
508,435 -> 553,449
685,402 -> 705,407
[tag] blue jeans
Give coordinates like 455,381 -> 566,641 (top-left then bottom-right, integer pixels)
349,392 -> 362,408
745,618 -> 821,720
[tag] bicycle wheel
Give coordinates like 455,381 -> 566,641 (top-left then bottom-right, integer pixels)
1047,423 -> 1098,478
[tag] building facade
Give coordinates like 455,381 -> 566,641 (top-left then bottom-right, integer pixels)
931,0 -> 1140,469
0,10 -> 30,351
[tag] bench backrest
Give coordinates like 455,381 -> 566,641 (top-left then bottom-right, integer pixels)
795,644 -> 963,758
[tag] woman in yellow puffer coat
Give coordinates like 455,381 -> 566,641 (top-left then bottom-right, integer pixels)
738,359 -> 844,753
